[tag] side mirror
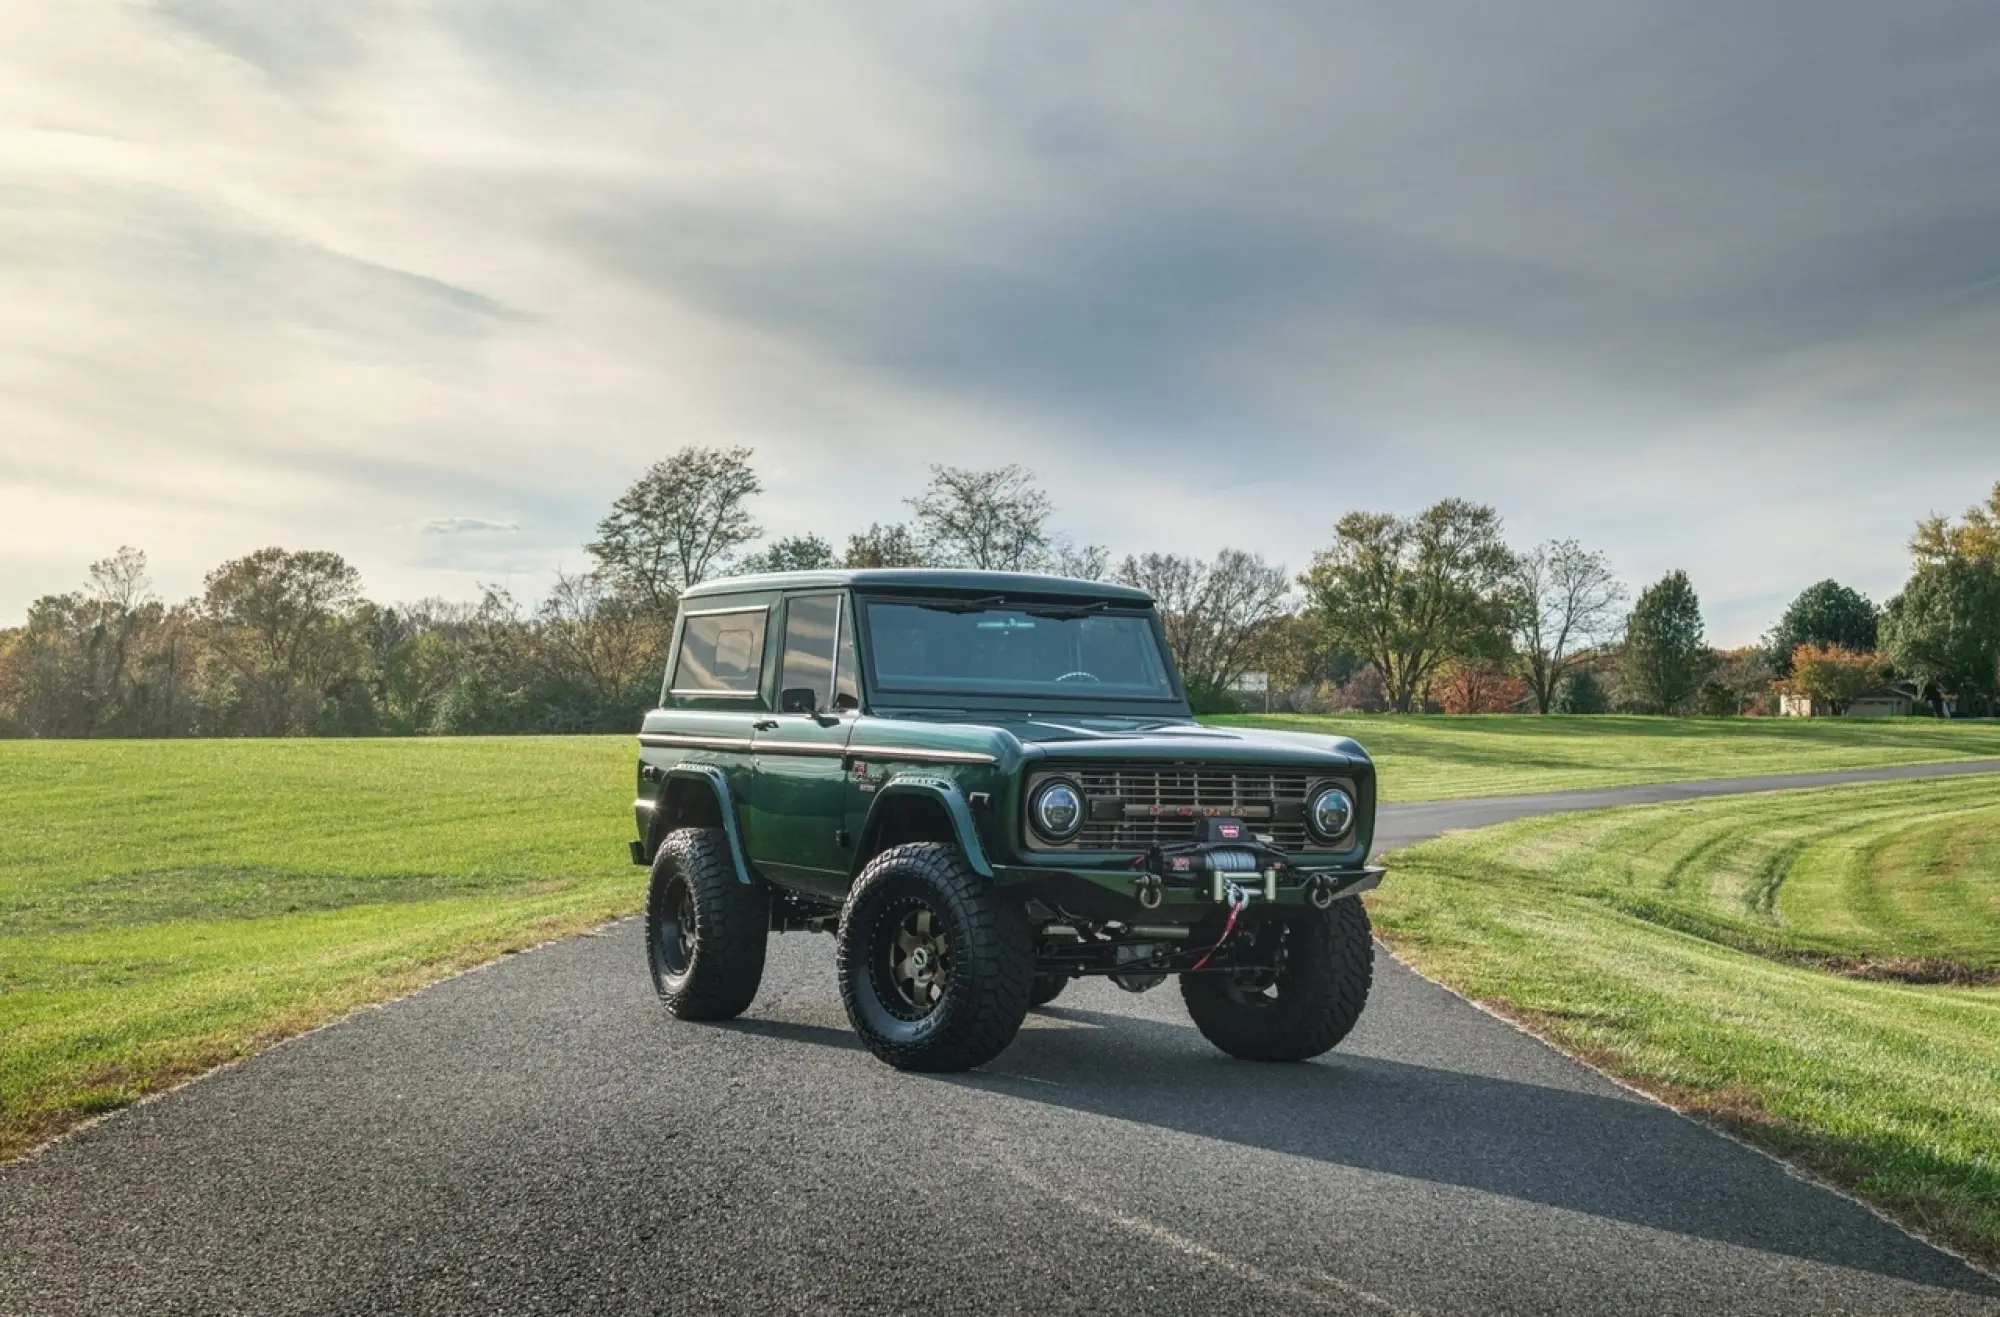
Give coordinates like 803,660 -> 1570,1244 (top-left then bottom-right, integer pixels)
779,686 -> 821,715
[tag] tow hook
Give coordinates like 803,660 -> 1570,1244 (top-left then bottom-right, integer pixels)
1133,874 -> 1163,910
1305,874 -> 1336,910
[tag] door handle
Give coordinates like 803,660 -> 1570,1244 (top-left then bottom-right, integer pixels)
753,719 -> 779,730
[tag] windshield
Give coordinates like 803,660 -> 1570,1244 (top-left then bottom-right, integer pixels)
863,600 -> 1178,701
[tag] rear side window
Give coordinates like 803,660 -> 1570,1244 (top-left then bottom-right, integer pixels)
779,595 -> 840,707
672,607 -> 768,696
778,594 -> 863,712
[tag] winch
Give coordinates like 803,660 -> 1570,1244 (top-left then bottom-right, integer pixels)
1132,816 -> 1285,904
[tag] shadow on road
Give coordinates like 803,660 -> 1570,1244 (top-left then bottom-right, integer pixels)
718,1005 -> 1995,1296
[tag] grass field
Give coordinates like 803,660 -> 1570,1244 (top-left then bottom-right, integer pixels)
0,738 -> 635,1160
1220,712 -> 2000,800
4,719 -> 2000,1165
1373,776 -> 2000,1267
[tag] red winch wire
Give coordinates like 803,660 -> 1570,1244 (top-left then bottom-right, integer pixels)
1187,883 -> 1249,973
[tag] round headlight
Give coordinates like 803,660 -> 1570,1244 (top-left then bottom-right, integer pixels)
1030,779 -> 1084,842
1308,786 -> 1355,843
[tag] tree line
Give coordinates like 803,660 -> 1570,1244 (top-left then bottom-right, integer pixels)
2,450 -> 1995,737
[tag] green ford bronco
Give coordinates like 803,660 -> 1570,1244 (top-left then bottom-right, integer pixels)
630,569 -> 1382,1072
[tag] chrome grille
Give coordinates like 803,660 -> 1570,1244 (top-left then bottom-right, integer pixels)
1060,764 -> 1319,852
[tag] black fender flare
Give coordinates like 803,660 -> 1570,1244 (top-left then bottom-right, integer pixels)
857,774 -> 995,878
648,763 -> 756,885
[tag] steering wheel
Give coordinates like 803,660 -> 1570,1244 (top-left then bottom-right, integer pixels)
1055,671 -> 1101,683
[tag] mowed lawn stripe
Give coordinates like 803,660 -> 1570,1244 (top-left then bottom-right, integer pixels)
1223,712 -> 2000,801
1374,776 -> 2000,1268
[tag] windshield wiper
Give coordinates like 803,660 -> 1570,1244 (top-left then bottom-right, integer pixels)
1021,600 -> 1114,619
914,595 -> 1122,618
917,595 -> 1008,614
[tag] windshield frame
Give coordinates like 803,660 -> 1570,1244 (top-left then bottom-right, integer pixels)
853,592 -> 1191,715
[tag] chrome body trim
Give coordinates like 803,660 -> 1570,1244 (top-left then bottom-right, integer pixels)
751,739 -> 850,757
639,732 -> 992,766
638,732 -> 756,751
852,745 -> 998,765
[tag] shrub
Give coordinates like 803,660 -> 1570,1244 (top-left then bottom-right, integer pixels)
1552,669 -> 1610,714
1435,661 -> 1529,714
1783,645 -> 1887,715
1332,664 -> 1391,713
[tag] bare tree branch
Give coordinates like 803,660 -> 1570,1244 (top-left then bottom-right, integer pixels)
1511,539 -> 1627,713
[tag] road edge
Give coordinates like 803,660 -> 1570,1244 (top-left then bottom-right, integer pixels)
1366,931 -> 2000,1285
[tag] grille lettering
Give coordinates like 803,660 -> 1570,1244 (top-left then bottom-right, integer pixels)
1057,765 -> 1321,852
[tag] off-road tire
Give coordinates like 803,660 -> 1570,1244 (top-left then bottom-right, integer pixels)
1029,973 -> 1070,1008
837,842 -> 1034,1072
1180,898 -> 1373,1062
646,827 -> 768,1021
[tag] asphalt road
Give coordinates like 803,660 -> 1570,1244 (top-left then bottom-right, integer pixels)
6,762 -> 2000,1316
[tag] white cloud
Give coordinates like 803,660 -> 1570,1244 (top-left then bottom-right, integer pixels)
2,2 -> 1997,642
417,517 -> 521,535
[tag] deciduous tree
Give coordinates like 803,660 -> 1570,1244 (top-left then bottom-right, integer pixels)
1882,558 -> 2000,716
1882,482 -> 2000,716
1766,580 -> 1878,673
908,464 -> 1052,570
1116,549 -> 1289,709
200,548 -> 364,735
1434,660 -> 1529,714
1051,536 -> 1112,582
1299,500 -> 1516,714
1784,645 -> 1885,715
739,534 -> 837,574
531,570 -> 660,730
843,523 -> 925,569
588,447 -> 763,613
1510,540 -> 1627,713
1912,480 -> 2000,567
1702,647 -> 1778,717
1552,667 -> 1610,714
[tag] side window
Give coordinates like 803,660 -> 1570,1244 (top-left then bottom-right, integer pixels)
779,595 -> 840,710
672,607 -> 769,696
834,604 -> 859,710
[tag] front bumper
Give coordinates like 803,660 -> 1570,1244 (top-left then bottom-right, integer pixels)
991,858 -> 1385,919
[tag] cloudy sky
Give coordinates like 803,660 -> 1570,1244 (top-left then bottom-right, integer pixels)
4,2 -> 1998,643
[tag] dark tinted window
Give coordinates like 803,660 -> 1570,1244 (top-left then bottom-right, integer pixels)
779,595 -> 840,708
671,607 -> 768,695
863,601 -> 1174,700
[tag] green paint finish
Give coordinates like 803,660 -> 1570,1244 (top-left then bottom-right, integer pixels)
636,570 -> 1381,923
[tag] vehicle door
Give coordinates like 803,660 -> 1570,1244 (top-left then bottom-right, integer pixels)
748,591 -> 860,895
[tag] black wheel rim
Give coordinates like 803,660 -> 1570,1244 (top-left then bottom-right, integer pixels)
875,896 -> 951,1021
655,878 -> 695,979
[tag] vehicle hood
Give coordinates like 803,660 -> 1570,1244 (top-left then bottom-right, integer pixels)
888,714 -> 1370,769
